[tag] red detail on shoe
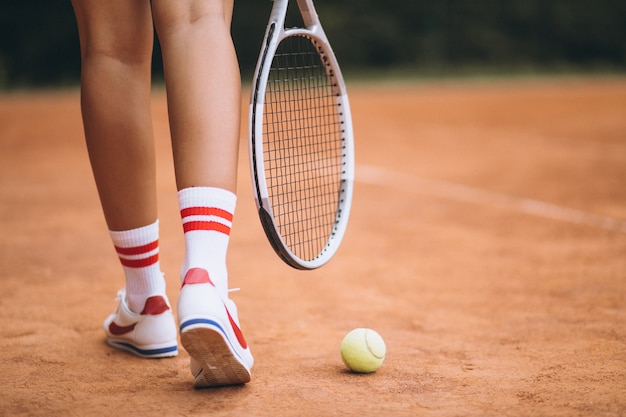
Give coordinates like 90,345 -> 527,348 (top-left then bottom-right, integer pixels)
114,240 -> 159,256
225,306 -> 248,349
119,253 -> 159,268
141,296 -> 170,315
109,321 -> 137,336
182,221 -> 231,235
182,268 -> 215,287
180,207 -> 233,222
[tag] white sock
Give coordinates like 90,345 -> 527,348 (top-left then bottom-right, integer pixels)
178,187 -> 236,297
109,221 -> 166,313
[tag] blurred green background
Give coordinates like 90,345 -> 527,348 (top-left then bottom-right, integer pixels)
1,0 -> 625,89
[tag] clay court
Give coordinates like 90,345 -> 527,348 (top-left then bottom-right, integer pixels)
1,77 -> 625,416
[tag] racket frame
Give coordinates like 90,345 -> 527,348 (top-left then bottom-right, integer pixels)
249,0 -> 355,269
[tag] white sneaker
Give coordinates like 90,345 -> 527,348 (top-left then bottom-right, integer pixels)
104,289 -> 178,358
178,268 -> 254,388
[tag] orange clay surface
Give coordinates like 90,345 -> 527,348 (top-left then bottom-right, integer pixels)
1,77 -> 625,416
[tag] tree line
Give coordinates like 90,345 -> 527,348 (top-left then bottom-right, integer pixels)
1,0 -> 624,89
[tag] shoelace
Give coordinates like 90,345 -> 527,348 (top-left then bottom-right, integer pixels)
114,289 -> 125,302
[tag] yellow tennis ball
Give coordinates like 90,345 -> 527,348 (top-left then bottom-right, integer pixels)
340,328 -> 386,373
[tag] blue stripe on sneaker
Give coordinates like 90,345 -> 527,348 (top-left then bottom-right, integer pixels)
180,318 -> 246,363
180,317 -> 224,333
112,341 -> 178,357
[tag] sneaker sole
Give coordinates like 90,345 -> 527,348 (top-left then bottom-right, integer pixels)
181,325 -> 251,388
105,338 -> 178,359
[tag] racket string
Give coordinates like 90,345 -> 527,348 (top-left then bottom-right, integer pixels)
263,35 -> 345,260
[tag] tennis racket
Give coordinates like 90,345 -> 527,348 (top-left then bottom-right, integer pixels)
249,0 -> 355,270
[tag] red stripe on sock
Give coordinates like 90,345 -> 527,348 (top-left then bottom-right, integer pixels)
180,207 -> 233,222
115,240 -> 159,256
119,254 -> 159,268
183,221 -> 231,235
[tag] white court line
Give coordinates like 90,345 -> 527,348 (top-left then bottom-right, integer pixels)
356,164 -> 626,234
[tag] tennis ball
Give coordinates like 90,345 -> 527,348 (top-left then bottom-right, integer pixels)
340,328 -> 386,373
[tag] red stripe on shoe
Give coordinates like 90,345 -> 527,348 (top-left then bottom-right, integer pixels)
182,268 -> 215,287
226,306 -> 248,349
141,295 -> 170,315
109,321 -> 137,336
182,221 -> 231,235
119,254 -> 159,268
180,207 -> 233,222
115,240 -> 159,256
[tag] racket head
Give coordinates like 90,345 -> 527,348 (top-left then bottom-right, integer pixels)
249,0 -> 354,270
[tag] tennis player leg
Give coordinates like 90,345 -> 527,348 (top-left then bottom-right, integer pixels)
153,0 -> 254,387
71,0 -> 178,358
